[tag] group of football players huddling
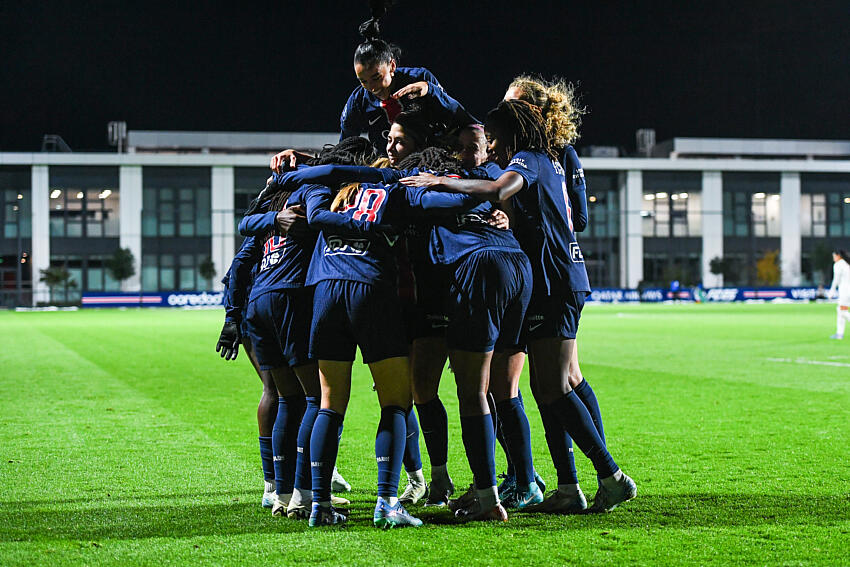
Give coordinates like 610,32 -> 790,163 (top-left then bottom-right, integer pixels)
216,1 -> 636,528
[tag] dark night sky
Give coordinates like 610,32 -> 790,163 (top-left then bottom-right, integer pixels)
2,1 -> 848,152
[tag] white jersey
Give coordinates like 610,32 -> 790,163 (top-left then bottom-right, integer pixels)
828,259 -> 850,304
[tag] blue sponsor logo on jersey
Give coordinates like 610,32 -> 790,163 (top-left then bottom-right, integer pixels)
573,168 -> 585,184
324,235 -> 371,256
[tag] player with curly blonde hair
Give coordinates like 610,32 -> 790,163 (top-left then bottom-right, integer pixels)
505,75 -> 585,149
503,78 -> 616,513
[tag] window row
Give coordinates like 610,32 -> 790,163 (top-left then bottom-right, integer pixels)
1,169 -> 32,239
47,254 -> 122,302
141,253 -> 214,292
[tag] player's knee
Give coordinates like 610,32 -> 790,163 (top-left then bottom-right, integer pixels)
376,387 -> 411,409
456,389 -> 487,415
412,377 -> 439,405
567,372 -> 583,389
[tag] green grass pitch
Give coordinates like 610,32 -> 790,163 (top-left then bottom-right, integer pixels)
1,303 -> 848,566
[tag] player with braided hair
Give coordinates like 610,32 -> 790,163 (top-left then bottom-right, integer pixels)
501,77 -> 604,513
402,99 -> 637,514
280,142 -> 535,522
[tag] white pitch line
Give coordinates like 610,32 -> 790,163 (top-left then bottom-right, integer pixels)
767,357 -> 850,368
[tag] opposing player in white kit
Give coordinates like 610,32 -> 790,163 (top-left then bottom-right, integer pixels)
828,249 -> 850,340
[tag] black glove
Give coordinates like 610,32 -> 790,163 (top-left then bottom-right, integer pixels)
216,321 -> 240,360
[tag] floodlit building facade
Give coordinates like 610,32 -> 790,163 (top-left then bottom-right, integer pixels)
1,133 -> 849,306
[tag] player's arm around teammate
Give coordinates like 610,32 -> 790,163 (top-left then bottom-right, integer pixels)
402,100 -> 637,514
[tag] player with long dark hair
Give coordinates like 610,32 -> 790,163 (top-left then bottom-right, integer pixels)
401,99 -> 637,514
269,2 -> 475,171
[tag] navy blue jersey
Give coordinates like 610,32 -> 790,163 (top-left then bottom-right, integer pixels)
504,150 -> 591,293
237,184 -> 383,300
272,163 -> 519,266
560,146 -> 588,232
238,211 -> 276,237
223,239 -> 257,324
428,203 -> 522,265
477,161 -> 505,181
245,186 -> 319,297
339,66 -> 477,153
305,182 -> 477,287
381,166 -> 523,265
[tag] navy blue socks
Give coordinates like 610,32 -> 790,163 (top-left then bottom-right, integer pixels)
460,414 -> 497,489
415,396 -> 449,467
574,379 -> 605,444
538,401 -> 578,485
402,406 -> 423,473
293,396 -> 319,491
489,393 -> 514,477
554,390 -> 617,478
495,397 -> 535,486
259,436 -> 274,484
272,395 -> 306,495
310,408 -> 344,503
375,406 -> 407,499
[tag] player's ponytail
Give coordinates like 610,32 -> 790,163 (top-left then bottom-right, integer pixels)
835,249 -> 850,264
354,0 -> 401,67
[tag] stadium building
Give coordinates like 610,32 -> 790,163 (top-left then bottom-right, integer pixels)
1,132 -> 849,307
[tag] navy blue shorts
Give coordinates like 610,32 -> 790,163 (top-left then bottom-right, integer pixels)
524,288 -> 588,341
244,288 -> 313,370
310,279 -> 409,364
446,249 -> 532,353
